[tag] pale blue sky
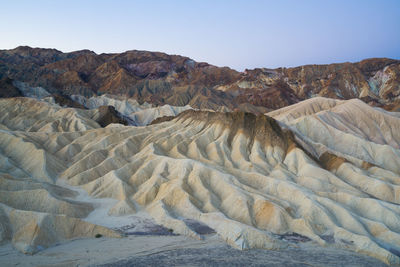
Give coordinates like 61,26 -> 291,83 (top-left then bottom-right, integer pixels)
0,0 -> 399,71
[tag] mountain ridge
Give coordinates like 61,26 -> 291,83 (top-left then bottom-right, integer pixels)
1,46 -> 399,112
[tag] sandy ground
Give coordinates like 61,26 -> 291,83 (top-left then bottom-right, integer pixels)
0,234 -> 388,267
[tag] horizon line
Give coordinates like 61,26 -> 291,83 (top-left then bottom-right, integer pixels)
2,45 -> 399,72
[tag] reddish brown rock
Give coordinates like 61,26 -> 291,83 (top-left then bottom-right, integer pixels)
1,46 -> 399,111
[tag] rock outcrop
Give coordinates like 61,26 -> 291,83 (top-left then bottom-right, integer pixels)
93,105 -> 129,127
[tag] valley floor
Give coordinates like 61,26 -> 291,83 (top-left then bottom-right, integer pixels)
0,234 -> 388,267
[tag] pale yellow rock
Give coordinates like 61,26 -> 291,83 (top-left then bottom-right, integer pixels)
0,97 -> 399,266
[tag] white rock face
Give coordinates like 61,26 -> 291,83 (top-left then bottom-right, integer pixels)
0,97 -> 399,265
71,94 -> 192,126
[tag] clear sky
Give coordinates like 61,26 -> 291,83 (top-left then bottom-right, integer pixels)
0,0 -> 399,71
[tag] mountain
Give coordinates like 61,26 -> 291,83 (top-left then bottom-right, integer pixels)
0,96 -> 399,265
1,46 -> 399,112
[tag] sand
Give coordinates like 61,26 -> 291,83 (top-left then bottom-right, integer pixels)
0,234 -> 388,267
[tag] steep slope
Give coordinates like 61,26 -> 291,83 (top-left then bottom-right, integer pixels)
0,97 -> 399,265
1,46 -> 399,111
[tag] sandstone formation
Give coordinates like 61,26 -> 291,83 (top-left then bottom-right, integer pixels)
0,96 -> 399,265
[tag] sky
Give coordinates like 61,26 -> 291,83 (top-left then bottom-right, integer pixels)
0,0 -> 399,71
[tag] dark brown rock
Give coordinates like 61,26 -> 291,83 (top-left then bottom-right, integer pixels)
93,106 -> 129,127
51,94 -> 86,109
149,115 -> 176,125
0,77 -> 22,98
1,46 -> 399,111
